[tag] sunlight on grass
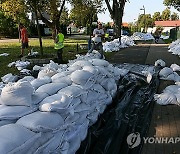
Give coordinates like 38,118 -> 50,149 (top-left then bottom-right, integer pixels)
0,37 -> 114,79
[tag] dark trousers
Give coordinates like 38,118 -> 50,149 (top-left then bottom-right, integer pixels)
56,48 -> 63,64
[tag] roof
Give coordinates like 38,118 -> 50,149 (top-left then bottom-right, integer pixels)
155,20 -> 180,27
109,22 -> 129,27
122,22 -> 129,27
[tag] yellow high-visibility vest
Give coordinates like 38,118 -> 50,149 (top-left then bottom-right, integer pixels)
105,33 -> 109,38
54,33 -> 64,49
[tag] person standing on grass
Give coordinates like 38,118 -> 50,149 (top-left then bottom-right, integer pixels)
19,23 -> 31,58
54,29 -> 64,64
88,23 -> 105,59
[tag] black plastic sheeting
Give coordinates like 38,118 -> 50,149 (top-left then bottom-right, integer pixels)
77,64 -> 160,154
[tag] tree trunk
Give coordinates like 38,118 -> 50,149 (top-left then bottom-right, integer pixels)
34,6 -> 43,56
37,0 -> 66,40
105,0 -> 126,44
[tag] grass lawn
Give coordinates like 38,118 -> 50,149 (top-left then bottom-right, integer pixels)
0,37 -> 115,79
163,38 -> 173,44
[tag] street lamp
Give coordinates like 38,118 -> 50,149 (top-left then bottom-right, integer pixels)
140,5 -> 146,32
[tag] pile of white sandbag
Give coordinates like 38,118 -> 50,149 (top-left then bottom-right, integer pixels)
0,52 -> 129,153
132,32 -> 154,41
159,64 -> 180,82
8,60 -> 30,70
103,35 -> 135,52
154,82 -> 180,106
168,39 -> 180,57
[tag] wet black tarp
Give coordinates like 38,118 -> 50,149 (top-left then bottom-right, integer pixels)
77,64 -> 160,154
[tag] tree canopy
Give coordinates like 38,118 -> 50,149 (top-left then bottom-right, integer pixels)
164,0 -> 180,11
161,8 -> 171,20
152,12 -> 161,21
105,0 -> 127,39
171,12 -> 179,20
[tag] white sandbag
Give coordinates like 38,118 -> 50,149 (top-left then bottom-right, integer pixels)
64,113 -> 80,126
39,93 -> 73,115
52,76 -> 72,85
154,93 -> 178,105
0,119 -> 16,127
32,92 -> 49,105
40,130 -> 66,153
31,76 -> 52,90
0,105 -> 37,120
16,111 -> 64,132
163,85 -> 180,93
1,73 -> 18,83
58,141 -> 69,154
0,81 -> 34,106
81,90 -> 99,104
33,65 -> 42,71
89,59 -> 109,67
170,64 -> 180,72
0,124 -> 41,154
100,78 -> 116,91
166,72 -> 180,82
75,111 -> 89,125
95,66 -> 112,78
159,67 -> 174,78
67,133 -> 81,154
70,97 -> 81,108
18,76 -> 35,82
74,103 -> 91,112
70,70 -> 95,88
90,84 -> 106,94
87,111 -> 99,125
67,65 -> 82,72
71,60 -> 92,67
58,85 -> 86,98
51,72 -> 71,81
38,68 -> 56,78
155,59 -> 166,67
82,65 -> 98,75
36,83 -> 68,95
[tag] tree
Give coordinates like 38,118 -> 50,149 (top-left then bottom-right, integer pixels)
161,8 -> 171,20
0,0 -> 28,24
152,12 -> 161,21
0,10 -> 18,36
30,0 -> 66,40
69,2 -> 98,27
105,0 -> 127,41
164,0 -> 180,11
171,12 -> 179,20
137,14 -> 154,31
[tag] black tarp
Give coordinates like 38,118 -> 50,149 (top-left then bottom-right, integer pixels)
77,64 -> 160,154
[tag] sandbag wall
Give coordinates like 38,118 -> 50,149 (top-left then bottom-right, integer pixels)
77,65 -> 160,154
0,52 -> 129,154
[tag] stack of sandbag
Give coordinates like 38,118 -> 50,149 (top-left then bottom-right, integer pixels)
131,32 -> 154,41
103,36 -> 135,52
8,60 -> 30,70
0,51 -> 129,153
168,39 -> 180,57
159,66 -> 180,82
0,81 -> 49,127
154,82 -> 180,106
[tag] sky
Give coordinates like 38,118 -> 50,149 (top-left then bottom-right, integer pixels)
97,0 -> 180,23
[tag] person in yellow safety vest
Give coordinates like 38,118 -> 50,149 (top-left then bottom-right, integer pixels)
105,33 -> 109,41
54,29 -> 64,64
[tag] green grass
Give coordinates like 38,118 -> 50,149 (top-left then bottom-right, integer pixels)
163,38 -> 173,44
0,37 -> 115,79
0,38 -> 89,78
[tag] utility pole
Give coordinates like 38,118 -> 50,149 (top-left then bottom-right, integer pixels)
140,5 -> 146,32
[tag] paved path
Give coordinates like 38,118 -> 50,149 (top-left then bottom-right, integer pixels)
108,41 -> 180,154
